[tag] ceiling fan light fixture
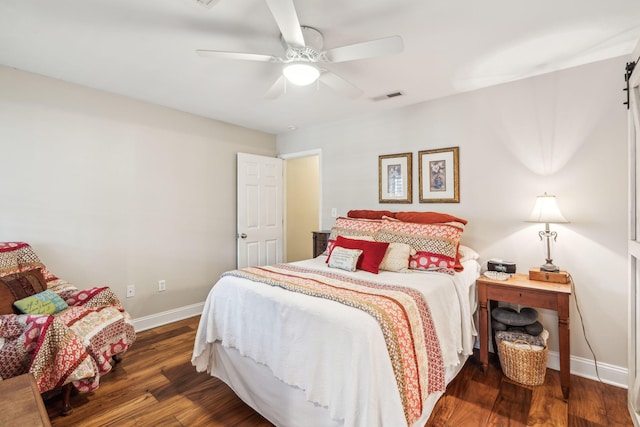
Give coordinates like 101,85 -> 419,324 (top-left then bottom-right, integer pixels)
283,62 -> 320,86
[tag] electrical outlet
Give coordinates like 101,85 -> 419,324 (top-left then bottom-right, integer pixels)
331,208 -> 337,218
158,279 -> 166,292
126,284 -> 135,298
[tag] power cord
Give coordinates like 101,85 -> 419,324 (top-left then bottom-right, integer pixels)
568,273 -> 602,383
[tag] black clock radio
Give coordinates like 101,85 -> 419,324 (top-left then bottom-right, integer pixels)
487,259 -> 516,274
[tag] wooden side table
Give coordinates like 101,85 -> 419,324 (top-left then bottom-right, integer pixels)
0,373 -> 51,426
312,230 -> 331,257
477,273 -> 572,399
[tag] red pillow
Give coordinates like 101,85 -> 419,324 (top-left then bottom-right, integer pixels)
395,211 -> 468,225
347,210 -> 397,220
333,236 -> 389,274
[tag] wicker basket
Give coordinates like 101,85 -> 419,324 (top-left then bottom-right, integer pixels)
497,339 -> 548,386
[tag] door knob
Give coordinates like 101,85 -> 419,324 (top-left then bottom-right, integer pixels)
239,233 -> 247,239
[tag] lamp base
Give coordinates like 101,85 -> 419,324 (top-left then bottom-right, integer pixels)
540,262 -> 559,272
529,267 -> 570,284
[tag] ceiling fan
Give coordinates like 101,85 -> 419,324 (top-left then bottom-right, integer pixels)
196,0 -> 404,99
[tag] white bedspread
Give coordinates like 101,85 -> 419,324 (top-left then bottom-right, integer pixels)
192,258 -> 479,427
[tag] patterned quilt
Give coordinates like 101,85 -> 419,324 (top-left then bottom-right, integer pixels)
0,313 -> 99,391
224,264 -> 445,426
0,242 -> 136,393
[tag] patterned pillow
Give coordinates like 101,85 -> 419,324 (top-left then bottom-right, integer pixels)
0,269 -> 47,315
324,217 -> 383,255
327,247 -> 363,272
379,242 -> 414,272
13,289 -> 69,315
375,221 -> 463,271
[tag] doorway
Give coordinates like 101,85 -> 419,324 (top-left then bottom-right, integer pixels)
281,150 -> 321,262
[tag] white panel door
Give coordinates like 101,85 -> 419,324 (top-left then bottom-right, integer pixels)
628,47 -> 640,427
237,152 -> 283,269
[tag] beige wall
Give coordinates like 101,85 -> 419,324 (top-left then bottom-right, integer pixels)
278,56 -> 629,379
0,65 -> 276,319
285,156 -> 319,262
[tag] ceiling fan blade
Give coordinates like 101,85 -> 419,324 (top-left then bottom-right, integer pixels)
265,0 -> 305,48
319,72 -> 363,99
265,75 -> 286,99
323,35 -> 404,63
197,50 -> 281,62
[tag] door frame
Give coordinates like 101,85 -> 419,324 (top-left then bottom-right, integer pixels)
628,39 -> 640,427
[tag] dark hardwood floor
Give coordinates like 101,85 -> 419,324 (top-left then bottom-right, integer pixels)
45,316 -> 631,426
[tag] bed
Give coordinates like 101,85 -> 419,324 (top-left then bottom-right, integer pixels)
192,211 -> 480,426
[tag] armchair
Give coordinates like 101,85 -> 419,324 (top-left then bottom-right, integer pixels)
0,242 -> 136,414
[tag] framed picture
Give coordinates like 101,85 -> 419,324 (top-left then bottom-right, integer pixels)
418,147 -> 459,203
378,152 -> 412,203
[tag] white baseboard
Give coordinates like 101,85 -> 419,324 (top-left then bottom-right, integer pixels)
132,302 -> 205,332
546,350 -> 628,389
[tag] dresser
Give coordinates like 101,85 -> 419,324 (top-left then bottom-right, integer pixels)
312,230 -> 331,257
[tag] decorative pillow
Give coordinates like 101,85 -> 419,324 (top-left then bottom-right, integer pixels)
395,211 -> 468,227
347,210 -> 398,220
13,289 -> 69,315
458,245 -> 480,262
324,217 -> 384,255
327,247 -> 363,272
333,236 -> 389,274
375,221 -> 463,271
0,269 -> 48,315
379,242 -> 414,272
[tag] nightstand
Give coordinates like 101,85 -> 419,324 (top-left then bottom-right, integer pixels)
312,230 -> 331,257
477,273 -> 572,399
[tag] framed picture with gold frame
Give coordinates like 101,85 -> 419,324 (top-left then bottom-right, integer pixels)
378,152 -> 412,203
419,147 -> 459,203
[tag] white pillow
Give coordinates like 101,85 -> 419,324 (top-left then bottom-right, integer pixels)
458,245 -> 480,262
379,242 -> 413,272
328,246 -> 363,272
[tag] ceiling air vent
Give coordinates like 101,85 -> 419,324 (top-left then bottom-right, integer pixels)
372,91 -> 404,102
193,0 -> 219,8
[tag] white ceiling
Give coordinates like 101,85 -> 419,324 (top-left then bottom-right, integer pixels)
1,0 -> 639,135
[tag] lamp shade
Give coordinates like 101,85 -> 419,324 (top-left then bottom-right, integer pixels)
283,62 -> 320,86
527,193 -> 568,223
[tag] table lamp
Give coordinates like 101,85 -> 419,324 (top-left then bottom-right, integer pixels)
527,192 -> 568,272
